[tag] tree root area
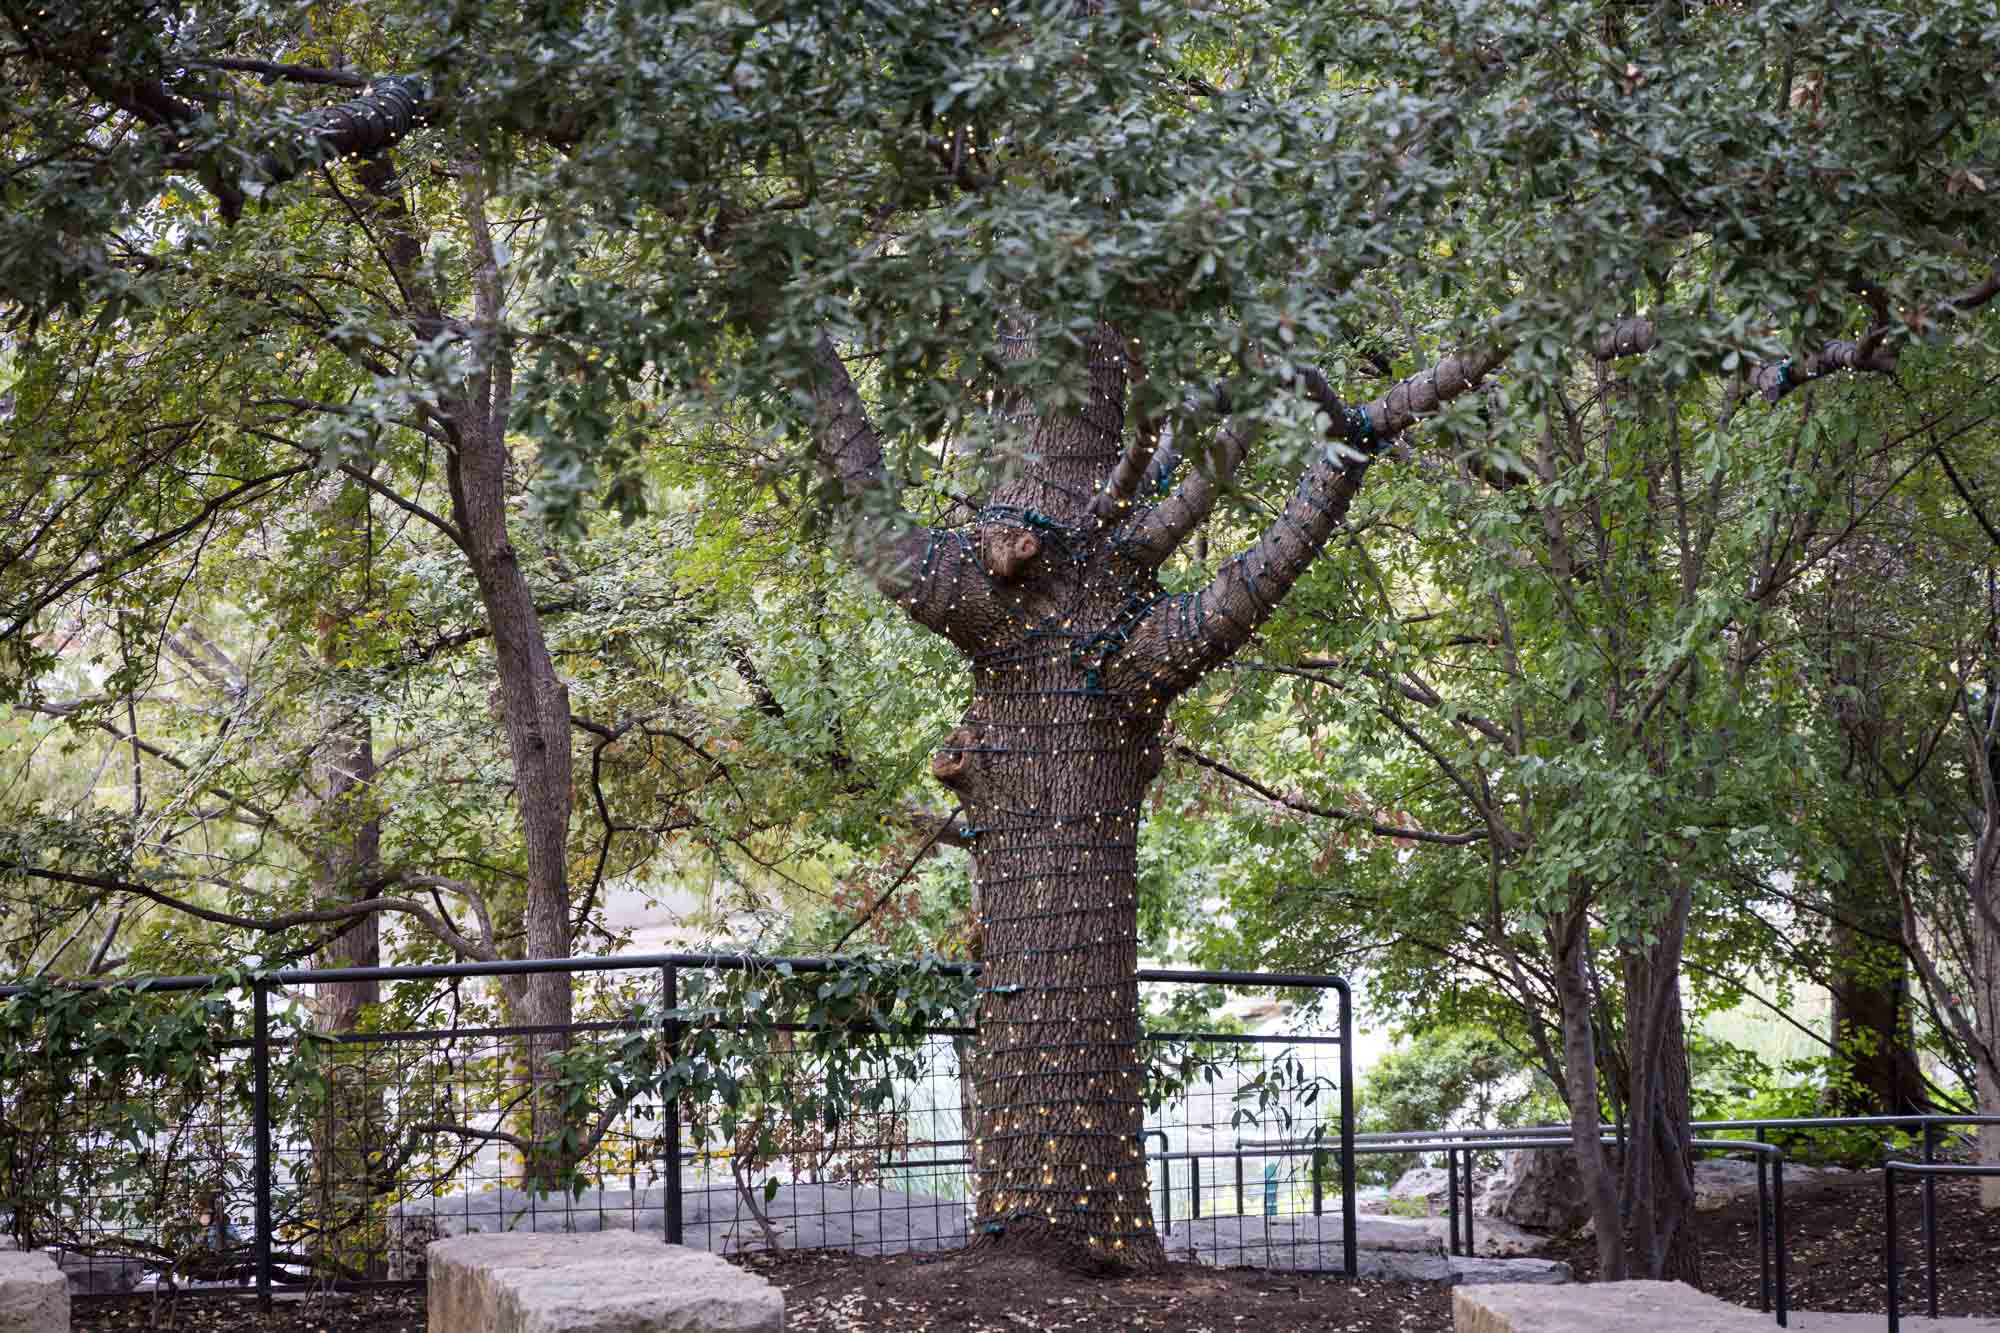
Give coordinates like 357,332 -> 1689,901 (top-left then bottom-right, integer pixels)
746,1250 -> 1449,1331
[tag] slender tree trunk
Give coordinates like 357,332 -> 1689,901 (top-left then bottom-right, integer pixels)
448,424 -> 577,1190
1619,905 -> 1701,1285
308,480 -> 384,1273
1551,907 -> 1625,1279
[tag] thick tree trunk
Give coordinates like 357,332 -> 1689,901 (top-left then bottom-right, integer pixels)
810,322 -> 1383,1270
1974,863 -> 2000,1210
1825,840 -> 1927,1116
959,682 -> 1165,1269
1826,912 -> 1926,1117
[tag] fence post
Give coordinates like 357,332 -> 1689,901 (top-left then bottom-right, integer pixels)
251,977 -> 273,1312
1756,1153 -> 1771,1313
1773,1152 -> 1788,1328
1338,983 -> 1356,1280
662,965 -> 683,1247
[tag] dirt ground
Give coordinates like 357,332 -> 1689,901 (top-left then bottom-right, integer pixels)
1549,1174 -> 2000,1318
67,1175 -> 2000,1333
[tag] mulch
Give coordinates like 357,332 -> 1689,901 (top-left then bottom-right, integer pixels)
66,1175 -> 2000,1333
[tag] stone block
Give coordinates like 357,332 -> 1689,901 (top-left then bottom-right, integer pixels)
427,1231 -> 782,1333
1447,1256 -> 1569,1286
0,1251 -> 68,1333
1452,1280 -> 1770,1333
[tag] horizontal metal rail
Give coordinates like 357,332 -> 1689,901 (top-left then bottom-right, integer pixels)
1883,1160 -> 2000,1333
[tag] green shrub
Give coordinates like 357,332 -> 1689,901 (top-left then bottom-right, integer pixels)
1350,1026 -> 1547,1186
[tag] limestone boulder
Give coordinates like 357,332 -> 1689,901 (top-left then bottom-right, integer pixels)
427,1231 -> 782,1333
0,1251 -> 68,1333
1389,1166 -> 1454,1205
1479,1149 -> 1591,1235
1448,1256 -> 1570,1286
1451,1279 -> 1772,1333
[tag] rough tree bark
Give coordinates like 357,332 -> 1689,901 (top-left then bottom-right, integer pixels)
1551,907 -> 1626,1279
1619,900 -> 1702,1285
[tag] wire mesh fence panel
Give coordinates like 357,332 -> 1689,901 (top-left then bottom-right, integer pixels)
0,982 -> 285,1293
0,954 -> 1354,1292
1144,1024 -> 1352,1271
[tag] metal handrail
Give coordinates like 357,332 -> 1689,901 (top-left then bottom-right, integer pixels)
1883,1160 -> 2000,1333
1233,1130 -> 1791,1325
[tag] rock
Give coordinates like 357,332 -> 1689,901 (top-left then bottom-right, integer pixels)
0,1250 -> 68,1333
1390,1166 -> 1453,1203
392,1181 -> 966,1260
1480,1148 -> 1593,1234
54,1251 -> 144,1295
427,1231 -> 782,1333
1419,1215 -> 1550,1257
1451,1279 -> 1773,1333
1159,1211 -> 1449,1277
1361,1251 -> 1453,1281
1692,1158 -> 1763,1210
1448,1256 -> 1570,1286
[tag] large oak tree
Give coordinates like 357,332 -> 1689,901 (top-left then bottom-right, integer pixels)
5,0 -> 1996,1276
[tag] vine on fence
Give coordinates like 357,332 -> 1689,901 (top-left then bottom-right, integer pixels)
0,975 -> 332,1280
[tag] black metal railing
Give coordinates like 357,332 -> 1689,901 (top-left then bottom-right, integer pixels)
1884,1159 -> 2000,1333
1346,1114 -> 2000,1327
0,952 -> 1356,1304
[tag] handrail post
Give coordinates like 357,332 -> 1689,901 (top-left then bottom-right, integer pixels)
1921,1123 -> 1938,1319
662,965 -> 683,1246
1773,1152 -> 1787,1328
1756,1151 -> 1771,1313
251,977 -> 273,1312
1885,1163 -> 1900,1333
1461,1142 -> 1476,1256
1339,982 -> 1357,1279
1446,1146 -> 1460,1256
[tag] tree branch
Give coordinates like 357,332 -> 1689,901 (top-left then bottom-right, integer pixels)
2,864 -> 498,963
1117,406 -> 1259,565
804,333 -> 995,646
1171,743 -> 1483,846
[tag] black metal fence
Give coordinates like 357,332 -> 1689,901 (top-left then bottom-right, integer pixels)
0,952 -> 1355,1302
